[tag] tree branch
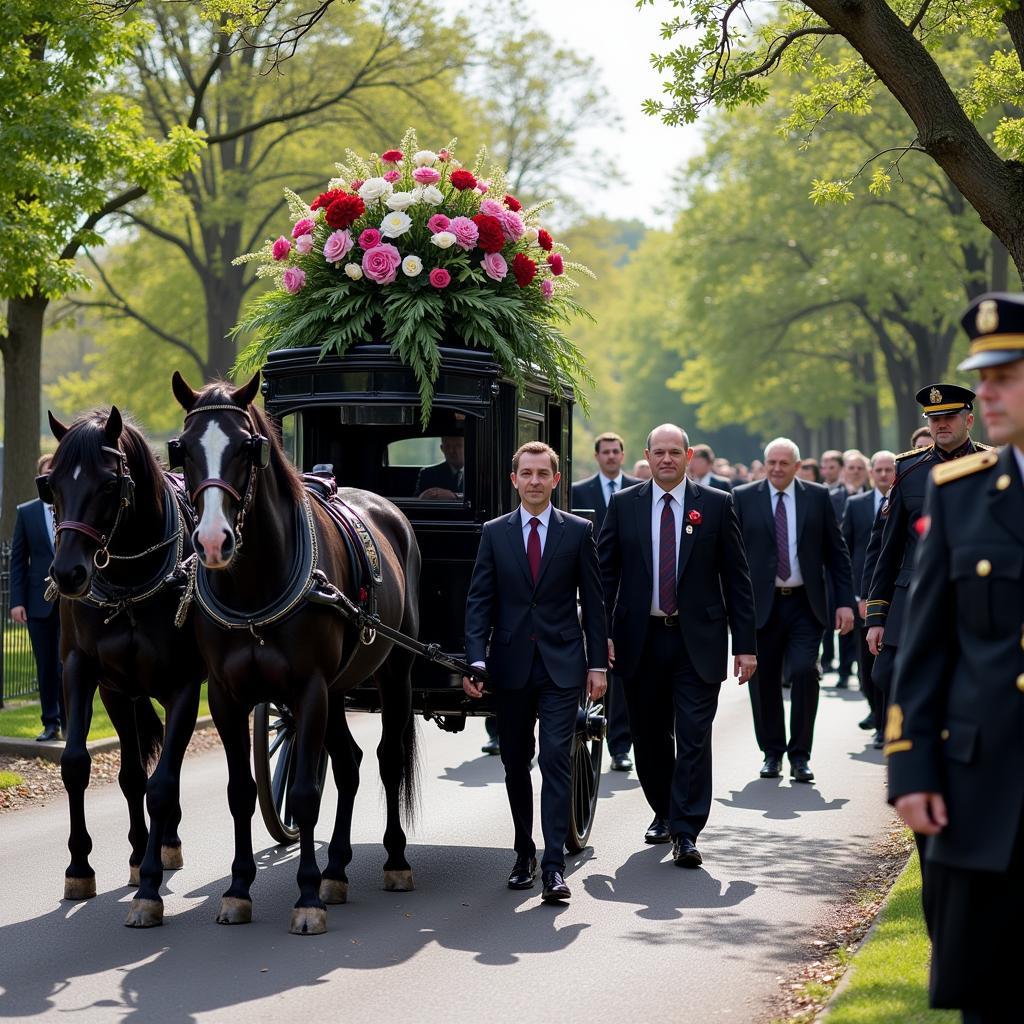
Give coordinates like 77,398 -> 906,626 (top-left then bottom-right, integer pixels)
61,187 -> 146,262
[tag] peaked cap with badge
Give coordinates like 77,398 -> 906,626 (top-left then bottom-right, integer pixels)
914,382 -> 975,418
958,291 -> 1024,370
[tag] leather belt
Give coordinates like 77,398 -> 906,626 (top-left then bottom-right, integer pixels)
775,586 -> 803,596
650,614 -> 679,627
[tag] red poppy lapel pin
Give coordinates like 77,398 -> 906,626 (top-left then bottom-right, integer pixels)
686,508 -> 702,534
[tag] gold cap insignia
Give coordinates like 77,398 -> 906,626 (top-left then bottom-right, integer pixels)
929,386 -> 942,404
976,298 -> 1000,335
885,704 -> 904,743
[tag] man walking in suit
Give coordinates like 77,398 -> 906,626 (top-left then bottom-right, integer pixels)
10,455 -> 65,741
464,440 -> 607,902
686,443 -> 732,491
571,431 -> 640,772
599,424 -> 757,867
733,438 -> 855,783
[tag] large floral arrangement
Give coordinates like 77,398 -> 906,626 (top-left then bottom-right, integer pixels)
233,128 -> 593,414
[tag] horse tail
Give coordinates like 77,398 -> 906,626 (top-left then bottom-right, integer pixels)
135,697 -> 165,773
400,707 -> 419,824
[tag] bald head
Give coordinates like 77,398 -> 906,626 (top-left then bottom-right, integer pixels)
644,424 -> 692,489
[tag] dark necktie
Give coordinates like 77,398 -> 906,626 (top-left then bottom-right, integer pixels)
659,494 -> 677,615
527,516 -> 542,584
607,478 -> 617,504
775,491 -> 791,581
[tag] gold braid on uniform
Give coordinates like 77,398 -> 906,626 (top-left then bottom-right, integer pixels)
931,449 -> 998,486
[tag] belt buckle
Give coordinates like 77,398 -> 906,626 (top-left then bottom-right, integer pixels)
663,614 -> 679,627
779,587 -> 793,596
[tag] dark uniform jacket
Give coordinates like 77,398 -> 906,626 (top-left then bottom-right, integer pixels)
887,446 -> 1024,873
864,440 -> 990,641
842,490 -> 883,602
571,473 -> 641,531
10,499 -> 55,619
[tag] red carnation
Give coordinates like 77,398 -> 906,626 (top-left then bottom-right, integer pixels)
537,229 -> 553,251
310,189 -> 344,212
472,214 -> 505,253
350,179 -> 364,191
450,169 -> 478,191
547,252 -> 564,276
504,193 -> 522,212
381,149 -> 404,163
325,193 -> 366,230
512,253 -> 537,288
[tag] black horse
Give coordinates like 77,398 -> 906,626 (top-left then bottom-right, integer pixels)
170,371 -> 421,935
43,407 -> 206,927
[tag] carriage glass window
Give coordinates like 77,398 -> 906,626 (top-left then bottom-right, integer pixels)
389,436 -> 465,501
280,413 -> 303,469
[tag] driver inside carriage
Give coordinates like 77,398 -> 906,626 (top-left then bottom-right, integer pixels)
415,433 -> 465,500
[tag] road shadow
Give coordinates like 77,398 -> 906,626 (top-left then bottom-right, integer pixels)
435,753 -> 506,788
715,778 -> 849,820
849,744 -> 885,765
598,768 -> 641,799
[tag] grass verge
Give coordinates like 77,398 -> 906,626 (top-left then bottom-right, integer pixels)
0,770 -> 25,789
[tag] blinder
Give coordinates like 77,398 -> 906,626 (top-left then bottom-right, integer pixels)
248,434 -> 271,469
36,473 -> 53,504
167,438 -> 184,470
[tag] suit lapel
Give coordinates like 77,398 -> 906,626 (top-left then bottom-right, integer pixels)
505,510 -> 534,589
36,501 -> 54,555
794,478 -> 809,544
534,508 -> 567,589
989,447 -> 1024,545
757,479 -> 774,543
676,480 -> 703,581
634,481 -> 654,583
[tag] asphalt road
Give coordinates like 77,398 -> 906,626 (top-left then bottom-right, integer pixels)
0,674 -> 893,1023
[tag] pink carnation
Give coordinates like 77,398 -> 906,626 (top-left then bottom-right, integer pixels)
541,279 -> 554,300
499,210 -> 524,242
292,218 -> 315,238
283,266 -> 306,293
323,229 -> 353,263
437,148 -> 450,162
361,242 -> 401,284
480,251 -> 507,282
449,216 -> 479,250
294,233 -> 314,255
272,235 -> 291,261
428,213 -> 450,234
479,199 -> 504,218
351,179 -> 364,191
412,166 -> 441,185
547,253 -> 564,276
358,228 -> 382,249
429,268 -> 451,289
383,170 -> 401,183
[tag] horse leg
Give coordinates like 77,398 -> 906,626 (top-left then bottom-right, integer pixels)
287,679 -> 330,935
126,683 -> 201,928
320,699 -> 362,905
210,686 -> 258,926
376,649 -> 417,892
60,651 -> 99,900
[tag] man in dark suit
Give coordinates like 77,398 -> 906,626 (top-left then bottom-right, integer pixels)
841,450 -> 896,744
414,434 -> 464,498
464,440 -> 607,903
686,443 -> 732,491
571,431 -> 640,772
733,438 -> 855,783
599,424 -> 757,867
10,455 -> 65,741
887,291 -> 1024,1022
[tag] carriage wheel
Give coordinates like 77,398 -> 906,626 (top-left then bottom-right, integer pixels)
253,702 -> 328,845
565,701 -> 605,854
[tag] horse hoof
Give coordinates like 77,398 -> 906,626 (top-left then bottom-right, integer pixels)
319,878 -> 348,904
64,876 -> 97,901
289,906 -> 327,935
383,869 -> 415,892
128,864 -> 141,887
161,845 -> 184,870
216,897 -> 253,925
125,898 -> 163,928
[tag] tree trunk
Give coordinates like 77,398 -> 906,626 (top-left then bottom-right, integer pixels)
1,291 -> 48,539
991,235 -> 1010,291
859,350 -> 882,453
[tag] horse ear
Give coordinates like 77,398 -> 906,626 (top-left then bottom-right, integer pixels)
48,411 -> 69,442
104,406 -> 123,444
230,371 -> 261,409
172,370 -> 198,412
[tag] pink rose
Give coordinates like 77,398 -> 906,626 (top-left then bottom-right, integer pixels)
479,199 -> 504,218
429,268 -> 451,289
292,218 -> 315,238
427,213 -> 450,234
480,251 -> 507,282
499,210 -> 524,242
272,235 -> 291,261
358,228 -> 382,250
541,279 -> 554,300
361,242 -> 401,284
437,148 -> 450,162
294,233 -> 314,255
323,229 -> 353,263
383,170 -> 401,183
449,216 -> 479,250
283,266 -> 306,293
412,166 -> 441,185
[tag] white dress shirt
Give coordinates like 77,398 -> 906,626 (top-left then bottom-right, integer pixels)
873,487 -> 885,518
44,502 -> 56,550
650,479 -> 686,614
1014,446 -> 1024,483
692,471 -> 713,486
601,472 -> 624,505
771,480 -> 804,587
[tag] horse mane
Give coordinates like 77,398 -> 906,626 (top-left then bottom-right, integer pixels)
50,409 -> 165,519
192,381 -> 305,504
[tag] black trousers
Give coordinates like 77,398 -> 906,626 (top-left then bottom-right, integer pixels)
749,588 -> 821,761
924,816 -> 1024,1016
624,618 -> 721,841
494,653 -> 581,873
28,608 -> 64,730
872,642 -> 897,738
837,628 -> 857,680
856,627 -> 878,725
605,672 -> 632,757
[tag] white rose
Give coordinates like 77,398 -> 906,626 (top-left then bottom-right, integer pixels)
419,185 -> 444,206
524,227 -> 539,244
402,254 -> 423,277
412,149 -> 437,167
344,262 -> 363,280
430,231 -> 457,250
358,177 -> 393,203
386,191 -> 417,211
380,211 -> 412,238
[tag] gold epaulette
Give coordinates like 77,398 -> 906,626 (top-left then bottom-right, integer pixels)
895,445 -> 932,460
974,442 -> 995,451
932,449 -> 998,486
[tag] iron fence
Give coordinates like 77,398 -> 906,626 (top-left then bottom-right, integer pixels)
1,540 -> 39,702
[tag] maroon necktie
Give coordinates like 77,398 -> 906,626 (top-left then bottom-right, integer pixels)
527,516 -> 542,584
775,491 -> 791,581
658,494 -> 677,615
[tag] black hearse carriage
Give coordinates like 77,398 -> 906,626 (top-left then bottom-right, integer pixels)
252,343 -> 606,852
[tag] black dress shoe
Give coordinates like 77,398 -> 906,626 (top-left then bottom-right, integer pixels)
481,736 -> 500,755
611,753 -> 633,772
36,726 -> 60,742
541,871 -> 571,902
759,756 -> 782,779
671,836 -> 702,868
790,760 -> 815,783
644,816 -> 671,844
507,856 -> 537,890
858,713 -> 875,731
873,730 -> 884,750
835,677 -> 850,689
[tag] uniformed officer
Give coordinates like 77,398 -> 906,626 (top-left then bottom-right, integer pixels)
887,292 -> 1024,1022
